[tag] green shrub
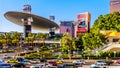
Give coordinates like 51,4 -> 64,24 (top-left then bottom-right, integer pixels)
25,53 -> 40,59
46,55 -> 59,59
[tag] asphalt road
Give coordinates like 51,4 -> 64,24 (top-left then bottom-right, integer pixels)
0,52 -> 17,59
0,53 -> 120,68
83,65 -> 120,68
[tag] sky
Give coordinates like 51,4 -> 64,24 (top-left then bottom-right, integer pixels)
0,0 -> 110,33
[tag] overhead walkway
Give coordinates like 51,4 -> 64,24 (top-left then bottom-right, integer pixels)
102,42 -> 120,52
91,42 -> 120,54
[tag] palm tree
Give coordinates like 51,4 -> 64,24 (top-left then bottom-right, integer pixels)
11,32 -> 21,56
11,32 -> 21,46
0,33 -> 5,48
60,32 -> 76,59
28,33 -> 35,47
4,32 -> 11,49
35,33 -> 48,46
24,32 -> 35,51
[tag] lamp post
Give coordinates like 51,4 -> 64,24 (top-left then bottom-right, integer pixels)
77,48 -> 79,54
51,50 -> 54,55
114,51 -> 116,58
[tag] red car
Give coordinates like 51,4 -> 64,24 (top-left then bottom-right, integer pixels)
116,59 -> 120,64
48,61 -> 57,66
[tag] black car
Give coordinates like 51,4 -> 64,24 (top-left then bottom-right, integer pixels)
12,63 -> 26,68
16,57 -> 24,62
39,58 -> 47,62
63,63 -> 75,68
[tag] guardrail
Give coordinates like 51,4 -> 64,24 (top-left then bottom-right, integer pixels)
34,40 -> 60,43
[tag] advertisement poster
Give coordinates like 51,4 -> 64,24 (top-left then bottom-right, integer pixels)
77,12 -> 90,32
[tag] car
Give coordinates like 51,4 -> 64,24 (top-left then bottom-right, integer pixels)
105,59 -> 114,65
7,59 -> 18,63
72,60 -> 82,64
57,63 -> 78,68
0,60 -> 5,63
95,60 -> 105,64
16,57 -> 24,62
30,59 -> 40,64
30,64 -> 44,68
56,60 -> 63,64
72,60 -> 83,67
72,59 -> 87,64
95,59 -> 113,65
30,63 -> 52,68
91,62 -> 108,68
12,63 -> 26,68
0,63 -> 12,68
39,58 -> 47,62
91,64 -> 100,68
114,59 -> 120,65
3,54 -> 12,59
63,63 -> 76,68
21,59 -> 30,65
78,59 -> 88,64
48,61 -> 58,66
54,58 -> 63,64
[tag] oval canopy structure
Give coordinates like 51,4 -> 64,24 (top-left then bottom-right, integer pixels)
4,11 -> 59,30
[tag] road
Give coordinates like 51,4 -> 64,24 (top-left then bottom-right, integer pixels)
83,65 -> 120,68
0,53 -> 120,68
0,52 -> 17,59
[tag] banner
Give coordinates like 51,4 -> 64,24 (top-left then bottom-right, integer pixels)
77,12 -> 90,32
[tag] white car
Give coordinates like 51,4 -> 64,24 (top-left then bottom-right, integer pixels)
2,54 -> 12,59
30,59 -> 40,64
72,60 -> 82,64
91,63 -> 108,68
30,64 -> 44,68
30,63 -> 52,68
72,59 -> 87,64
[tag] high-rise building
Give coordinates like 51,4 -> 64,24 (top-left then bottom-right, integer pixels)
22,4 -> 33,37
49,16 -> 55,21
59,21 -> 74,37
49,16 -> 55,38
110,0 -> 120,13
74,12 -> 90,37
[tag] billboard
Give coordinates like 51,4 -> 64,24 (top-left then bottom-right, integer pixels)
77,12 -> 90,32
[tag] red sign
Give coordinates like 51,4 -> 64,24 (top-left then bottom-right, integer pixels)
77,28 -> 87,32
77,12 -> 89,32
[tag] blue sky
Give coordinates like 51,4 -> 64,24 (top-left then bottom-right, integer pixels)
0,0 -> 109,33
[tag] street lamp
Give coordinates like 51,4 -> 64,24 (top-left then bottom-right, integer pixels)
114,51 -> 116,58
51,50 -> 54,55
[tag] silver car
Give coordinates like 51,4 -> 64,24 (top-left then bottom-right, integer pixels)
30,63 -> 52,68
91,62 -> 108,68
